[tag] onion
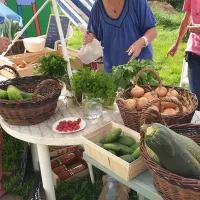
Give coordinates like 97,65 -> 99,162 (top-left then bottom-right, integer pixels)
175,105 -> 188,113
123,98 -> 137,110
155,85 -> 168,97
136,97 -> 148,111
161,97 -> 179,109
131,85 -> 144,98
162,108 -> 176,115
167,88 -> 179,98
148,105 -> 159,112
143,91 -> 158,102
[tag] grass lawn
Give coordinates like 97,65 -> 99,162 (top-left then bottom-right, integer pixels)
2,3 -> 188,200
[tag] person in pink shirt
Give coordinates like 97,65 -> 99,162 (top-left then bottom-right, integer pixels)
168,0 -> 200,110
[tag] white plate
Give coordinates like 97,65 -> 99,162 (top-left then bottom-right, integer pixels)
52,117 -> 86,134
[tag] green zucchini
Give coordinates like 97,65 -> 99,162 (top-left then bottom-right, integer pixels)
120,155 -> 135,163
131,142 -> 140,151
103,143 -> 120,152
132,147 -> 141,159
7,85 -> 23,100
145,123 -> 200,163
101,128 -> 122,144
113,143 -> 133,155
0,89 -> 8,99
145,124 -> 200,179
116,136 -> 136,147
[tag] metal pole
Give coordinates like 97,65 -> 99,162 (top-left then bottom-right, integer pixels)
51,0 -> 73,78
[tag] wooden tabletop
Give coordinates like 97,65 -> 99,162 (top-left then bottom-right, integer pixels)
0,100 -> 123,146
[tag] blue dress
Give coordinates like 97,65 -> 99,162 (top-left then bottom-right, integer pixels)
87,0 -> 156,73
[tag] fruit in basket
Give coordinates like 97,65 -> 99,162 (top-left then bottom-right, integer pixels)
136,97 -> 148,111
155,85 -> 168,97
21,92 -> 34,99
162,108 -> 177,115
100,128 -> 122,144
116,136 -> 136,147
122,98 -> 137,110
7,85 -> 23,100
131,142 -> 140,151
56,118 -> 81,132
148,105 -> 159,112
114,143 -> 133,155
144,123 -> 200,179
0,89 -> 8,99
132,147 -> 141,159
161,97 -> 178,109
120,154 -> 135,163
143,91 -> 157,102
131,85 -> 144,98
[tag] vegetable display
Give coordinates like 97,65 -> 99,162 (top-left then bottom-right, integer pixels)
97,128 -> 141,163
142,123 -> 200,179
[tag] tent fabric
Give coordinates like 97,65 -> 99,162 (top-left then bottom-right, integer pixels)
0,2 -> 22,24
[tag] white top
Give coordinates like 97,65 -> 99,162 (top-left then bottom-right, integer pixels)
0,101 -> 123,146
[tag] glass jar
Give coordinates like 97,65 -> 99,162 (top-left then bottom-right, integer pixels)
82,93 -> 102,120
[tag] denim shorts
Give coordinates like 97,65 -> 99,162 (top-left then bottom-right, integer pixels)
187,52 -> 200,110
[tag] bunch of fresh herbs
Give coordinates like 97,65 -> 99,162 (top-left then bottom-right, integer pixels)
0,19 -> 20,40
112,59 -> 158,90
34,53 -> 71,89
71,67 -> 117,103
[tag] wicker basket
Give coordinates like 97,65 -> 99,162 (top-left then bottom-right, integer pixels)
116,68 -> 198,132
140,101 -> 200,200
0,65 -> 62,126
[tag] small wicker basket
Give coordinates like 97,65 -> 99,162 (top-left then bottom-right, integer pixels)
116,68 -> 198,132
140,100 -> 200,200
0,65 -> 62,126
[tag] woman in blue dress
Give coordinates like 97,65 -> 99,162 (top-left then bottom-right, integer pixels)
83,0 -> 157,73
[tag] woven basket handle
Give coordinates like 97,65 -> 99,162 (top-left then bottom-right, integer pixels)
33,79 -> 61,99
0,65 -> 20,78
132,68 -> 162,86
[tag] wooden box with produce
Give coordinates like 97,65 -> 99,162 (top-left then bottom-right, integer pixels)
140,107 -> 200,200
117,68 -> 198,132
81,121 -> 147,181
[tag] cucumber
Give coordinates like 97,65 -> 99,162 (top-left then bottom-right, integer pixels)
145,123 -> 200,163
7,85 -> 23,100
101,128 -> 122,144
97,143 -> 104,148
113,143 -> 133,155
120,155 -> 135,163
0,89 -> 8,99
116,136 -> 136,147
131,142 -> 140,151
132,147 -> 141,159
103,144 -> 120,152
145,125 -> 200,179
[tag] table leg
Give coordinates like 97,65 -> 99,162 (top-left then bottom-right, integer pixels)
31,143 -> 39,171
37,144 -> 56,200
88,163 -> 95,184
138,193 -> 149,200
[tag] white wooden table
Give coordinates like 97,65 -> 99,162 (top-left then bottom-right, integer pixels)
0,100 -> 122,200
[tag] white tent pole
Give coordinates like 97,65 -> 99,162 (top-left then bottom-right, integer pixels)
1,0 -> 50,56
51,0 -> 72,78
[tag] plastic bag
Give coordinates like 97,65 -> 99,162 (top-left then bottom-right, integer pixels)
98,175 -> 130,200
23,172 -> 46,200
78,38 -> 103,64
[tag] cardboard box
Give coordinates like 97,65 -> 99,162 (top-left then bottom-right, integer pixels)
81,122 -> 147,181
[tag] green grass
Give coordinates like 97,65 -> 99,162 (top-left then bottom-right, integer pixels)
2,4 -> 187,200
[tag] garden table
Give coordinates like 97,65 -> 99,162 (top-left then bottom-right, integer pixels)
0,100 -> 122,200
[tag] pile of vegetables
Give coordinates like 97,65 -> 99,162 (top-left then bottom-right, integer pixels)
142,123 -> 200,179
96,128 -> 141,163
121,83 -> 189,116
0,85 -> 42,100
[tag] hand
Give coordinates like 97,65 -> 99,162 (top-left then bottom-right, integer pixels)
0,37 -> 11,53
167,44 -> 179,57
126,38 -> 144,60
83,32 -> 95,45
188,24 -> 200,34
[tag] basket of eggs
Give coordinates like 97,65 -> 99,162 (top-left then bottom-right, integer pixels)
116,68 -> 198,132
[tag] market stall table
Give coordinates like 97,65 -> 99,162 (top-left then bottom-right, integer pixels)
0,100 -> 123,200
83,153 -> 162,200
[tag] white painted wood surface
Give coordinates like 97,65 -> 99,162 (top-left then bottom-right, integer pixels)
0,100 -> 123,146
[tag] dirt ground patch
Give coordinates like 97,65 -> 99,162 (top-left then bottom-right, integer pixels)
149,1 -> 178,14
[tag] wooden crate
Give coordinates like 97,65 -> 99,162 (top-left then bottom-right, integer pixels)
81,121 -> 147,181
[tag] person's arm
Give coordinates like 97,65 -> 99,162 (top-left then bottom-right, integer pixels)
188,24 -> 200,34
167,12 -> 192,56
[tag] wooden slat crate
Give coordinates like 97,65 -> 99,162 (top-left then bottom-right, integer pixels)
81,121 -> 147,181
